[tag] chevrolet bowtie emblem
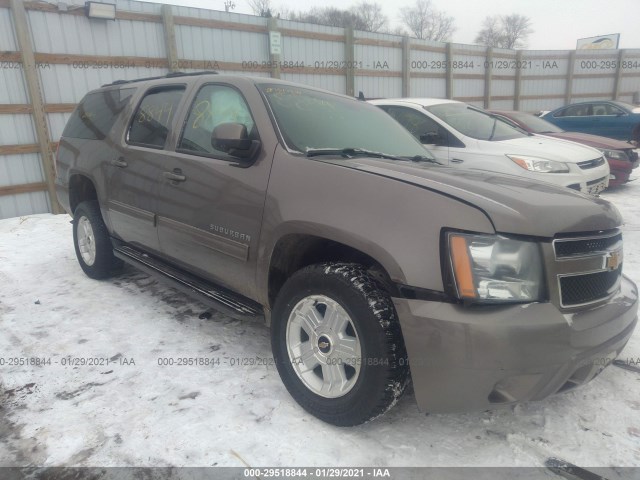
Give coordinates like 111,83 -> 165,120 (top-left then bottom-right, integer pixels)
318,341 -> 330,349
605,250 -> 622,271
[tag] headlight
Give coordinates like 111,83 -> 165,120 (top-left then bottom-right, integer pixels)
446,232 -> 544,303
599,149 -> 629,161
507,154 -> 570,173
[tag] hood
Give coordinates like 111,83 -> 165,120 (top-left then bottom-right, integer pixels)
324,158 -> 622,238
489,135 -> 603,163
542,131 -> 635,151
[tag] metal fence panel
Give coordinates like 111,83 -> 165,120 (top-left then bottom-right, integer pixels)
1,0 -> 640,219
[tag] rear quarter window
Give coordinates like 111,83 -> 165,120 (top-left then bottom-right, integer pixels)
63,88 -> 135,140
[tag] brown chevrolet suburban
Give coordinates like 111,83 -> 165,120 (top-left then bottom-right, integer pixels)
55,72 -> 638,426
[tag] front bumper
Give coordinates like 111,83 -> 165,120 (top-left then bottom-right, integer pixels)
393,275 -> 638,413
607,158 -> 634,187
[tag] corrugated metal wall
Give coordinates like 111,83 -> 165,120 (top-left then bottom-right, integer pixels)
1,0 -> 639,218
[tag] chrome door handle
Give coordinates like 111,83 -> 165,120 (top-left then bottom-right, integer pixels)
451,158 -> 464,163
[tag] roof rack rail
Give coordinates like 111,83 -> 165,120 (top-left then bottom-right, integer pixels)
101,70 -> 218,88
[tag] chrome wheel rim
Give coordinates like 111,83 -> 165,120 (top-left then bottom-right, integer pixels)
77,216 -> 96,266
286,295 -> 362,398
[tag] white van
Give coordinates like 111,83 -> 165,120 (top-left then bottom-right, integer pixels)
370,98 -> 610,194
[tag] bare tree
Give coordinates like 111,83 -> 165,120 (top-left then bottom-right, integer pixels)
247,0 -> 274,17
501,14 -> 533,49
351,2 -> 388,33
285,3 -> 389,33
474,16 -> 503,47
399,0 -> 456,41
475,14 -> 533,49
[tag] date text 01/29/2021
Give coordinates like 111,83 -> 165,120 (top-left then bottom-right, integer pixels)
242,468 -> 391,478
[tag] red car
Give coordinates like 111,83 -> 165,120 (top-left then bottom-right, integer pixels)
490,110 -> 639,187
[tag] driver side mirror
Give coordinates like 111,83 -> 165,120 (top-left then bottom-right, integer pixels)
211,123 -> 261,162
420,131 -> 446,146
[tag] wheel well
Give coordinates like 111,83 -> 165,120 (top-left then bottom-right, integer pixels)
267,234 -> 395,307
69,174 -> 98,214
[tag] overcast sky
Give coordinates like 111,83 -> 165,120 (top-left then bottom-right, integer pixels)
149,0 -> 639,50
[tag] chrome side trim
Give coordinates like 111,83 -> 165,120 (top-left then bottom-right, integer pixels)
157,216 -> 249,261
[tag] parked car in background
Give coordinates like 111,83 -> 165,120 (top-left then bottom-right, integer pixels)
489,110 -> 639,187
370,98 -> 610,195
541,101 -> 640,144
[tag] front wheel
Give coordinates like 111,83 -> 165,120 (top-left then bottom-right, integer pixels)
271,263 -> 409,426
73,200 -> 122,279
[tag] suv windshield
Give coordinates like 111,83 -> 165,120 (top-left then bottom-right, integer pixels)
427,103 -> 527,141
259,84 -> 433,159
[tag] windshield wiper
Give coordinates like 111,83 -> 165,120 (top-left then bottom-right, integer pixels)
306,147 -> 405,161
306,148 -> 443,165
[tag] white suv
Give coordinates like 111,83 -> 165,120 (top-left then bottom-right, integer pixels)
370,98 -> 610,194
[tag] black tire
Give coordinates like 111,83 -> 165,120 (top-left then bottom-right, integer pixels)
72,200 -> 122,279
271,262 -> 410,426
632,123 -> 640,146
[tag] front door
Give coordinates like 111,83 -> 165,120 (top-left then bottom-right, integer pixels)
155,83 -> 271,297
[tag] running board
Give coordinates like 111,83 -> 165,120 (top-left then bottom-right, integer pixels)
113,245 -> 264,321
545,458 -> 608,480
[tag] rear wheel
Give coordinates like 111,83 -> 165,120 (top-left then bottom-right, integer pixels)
271,262 -> 409,426
73,200 -> 122,279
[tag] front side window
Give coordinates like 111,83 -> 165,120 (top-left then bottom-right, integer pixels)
178,84 -> 256,156
128,87 -> 185,148
426,103 -> 526,141
259,84 -> 430,159
382,106 -> 441,138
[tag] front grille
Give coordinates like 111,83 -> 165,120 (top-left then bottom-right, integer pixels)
554,230 -> 623,308
577,157 -> 606,169
560,267 -> 622,306
554,233 -> 622,257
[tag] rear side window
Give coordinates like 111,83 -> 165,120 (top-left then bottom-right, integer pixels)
63,88 -> 135,140
128,87 -> 185,149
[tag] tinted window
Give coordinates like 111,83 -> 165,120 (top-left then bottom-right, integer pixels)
556,104 -> 592,117
63,88 -> 135,140
178,84 -> 256,156
259,84 -> 430,158
128,87 -> 185,148
382,106 -> 441,138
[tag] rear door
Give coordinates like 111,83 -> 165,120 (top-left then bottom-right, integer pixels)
155,81 -> 273,298
107,84 -> 187,253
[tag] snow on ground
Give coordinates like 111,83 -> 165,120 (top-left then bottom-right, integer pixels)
1,181 -> 640,470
